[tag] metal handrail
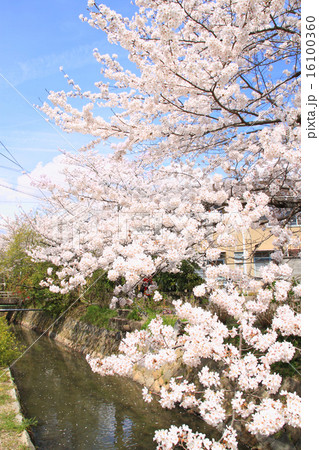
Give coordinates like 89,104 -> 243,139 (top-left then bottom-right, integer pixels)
0,308 -> 42,312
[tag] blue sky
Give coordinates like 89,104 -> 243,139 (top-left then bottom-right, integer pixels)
0,0 -> 137,223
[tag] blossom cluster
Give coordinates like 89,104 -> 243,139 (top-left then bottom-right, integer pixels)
153,424 -> 237,450
86,291 -> 301,445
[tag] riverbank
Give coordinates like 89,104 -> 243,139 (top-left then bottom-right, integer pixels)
0,368 -> 35,449
10,308 -> 183,394
10,309 -> 301,449
10,307 -> 131,359
9,325 -> 215,450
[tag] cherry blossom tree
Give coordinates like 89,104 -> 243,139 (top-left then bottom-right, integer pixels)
28,149 -> 300,446
27,0 -> 301,447
41,0 -> 300,210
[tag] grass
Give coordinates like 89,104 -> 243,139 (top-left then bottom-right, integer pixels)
80,305 -> 118,329
0,369 -> 37,449
80,303 -> 180,331
0,368 -> 12,390
141,308 -> 180,329
127,308 -> 143,321
0,411 -> 37,434
0,391 -> 13,405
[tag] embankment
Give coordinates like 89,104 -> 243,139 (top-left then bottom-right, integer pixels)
10,308 -> 183,393
0,368 -> 35,449
10,309 -> 301,449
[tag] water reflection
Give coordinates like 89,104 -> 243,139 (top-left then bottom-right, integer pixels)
11,326 -> 215,449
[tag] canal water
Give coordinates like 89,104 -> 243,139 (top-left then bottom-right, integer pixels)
11,326 -> 216,449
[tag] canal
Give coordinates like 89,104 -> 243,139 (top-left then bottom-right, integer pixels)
11,325 -> 215,449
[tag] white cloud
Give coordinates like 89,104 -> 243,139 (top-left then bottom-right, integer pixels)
0,154 -> 67,219
5,41 -> 104,87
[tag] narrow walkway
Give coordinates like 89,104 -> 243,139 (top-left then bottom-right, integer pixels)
0,368 -> 34,449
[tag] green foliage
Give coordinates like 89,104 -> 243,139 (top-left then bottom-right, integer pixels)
82,269 -> 116,304
0,226 -> 35,295
140,308 -> 179,330
154,260 -> 204,294
0,222 -> 77,317
0,391 -> 12,406
0,411 -> 37,433
21,264 -> 75,317
140,310 -> 157,330
127,307 -> 143,321
40,296 -> 71,317
0,223 -> 42,297
80,305 -> 118,329
0,317 -> 24,367
272,336 -> 301,380
161,315 -> 179,327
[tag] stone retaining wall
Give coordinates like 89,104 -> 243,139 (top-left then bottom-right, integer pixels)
12,310 -> 122,359
11,309 -> 182,392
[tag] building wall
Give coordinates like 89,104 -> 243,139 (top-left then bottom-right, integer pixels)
218,225 -> 301,279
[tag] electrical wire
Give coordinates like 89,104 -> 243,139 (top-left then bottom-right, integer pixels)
0,165 -> 22,173
0,72 -> 78,152
0,182 -> 42,200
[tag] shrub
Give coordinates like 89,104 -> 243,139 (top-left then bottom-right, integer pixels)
127,307 -> 143,321
154,260 -> 204,294
0,317 -> 24,368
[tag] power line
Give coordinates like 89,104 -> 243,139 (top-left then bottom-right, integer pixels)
0,150 -> 20,167
0,165 -> 22,173
0,141 -> 29,174
0,182 -> 42,200
0,140 -> 25,170
0,72 -> 78,152
0,74 -> 88,217
0,141 -> 62,213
